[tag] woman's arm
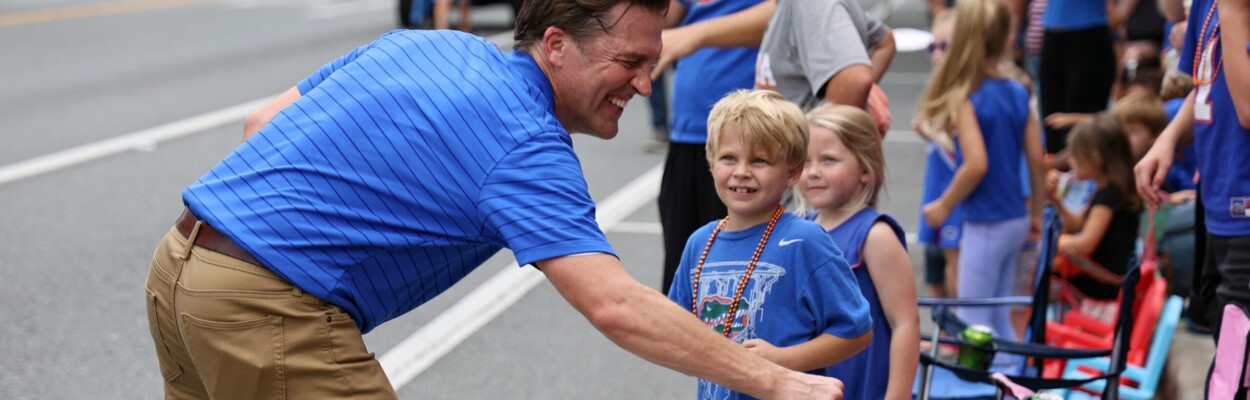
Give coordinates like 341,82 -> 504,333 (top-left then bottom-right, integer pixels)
742,331 -> 872,372
862,223 -> 920,400
651,0 -> 776,79
664,0 -> 687,28
923,100 -> 987,227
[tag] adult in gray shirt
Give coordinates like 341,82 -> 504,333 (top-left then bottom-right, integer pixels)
755,0 -> 893,113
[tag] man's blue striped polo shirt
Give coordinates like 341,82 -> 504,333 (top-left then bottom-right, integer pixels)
182,30 -> 616,333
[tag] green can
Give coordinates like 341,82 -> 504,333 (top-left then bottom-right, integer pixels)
957,324 -> 995,370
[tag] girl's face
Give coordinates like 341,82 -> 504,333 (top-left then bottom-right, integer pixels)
799,126 -> 868,211
1070,152 -> 1102,181
927,20 -> 953,65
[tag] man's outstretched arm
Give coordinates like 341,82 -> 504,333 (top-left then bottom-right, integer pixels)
538,253 -> 844,399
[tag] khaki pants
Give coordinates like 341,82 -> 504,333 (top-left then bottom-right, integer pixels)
144,226 -> 397,399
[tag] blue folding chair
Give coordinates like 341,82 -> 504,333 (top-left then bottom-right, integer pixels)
915,207 -> 1140,400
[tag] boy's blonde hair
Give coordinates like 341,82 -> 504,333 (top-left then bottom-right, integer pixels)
706,90 -> 809,169
917,0 -> 1013,130
806,103 -> 886,207
1113,94 -> 1168,137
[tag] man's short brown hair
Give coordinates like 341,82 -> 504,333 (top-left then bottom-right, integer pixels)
514,0 -> 668,51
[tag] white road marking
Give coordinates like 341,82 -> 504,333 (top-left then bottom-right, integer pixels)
306,0 -> 390,20
379,163 -> 664,390
0,31 -> 517,188
609,221 -> 663,235
0,97 -> 273,186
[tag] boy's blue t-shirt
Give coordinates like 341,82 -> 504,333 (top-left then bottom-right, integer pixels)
669,0 -> 764,144
816,208 -> 907,400
959,78 -> 1031,222
668,213 -> 870,400
1180,0 -> 1250,235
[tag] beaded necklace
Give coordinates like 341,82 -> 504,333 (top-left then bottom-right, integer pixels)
691,205 -> 784,338
1192,0 -> 1222,87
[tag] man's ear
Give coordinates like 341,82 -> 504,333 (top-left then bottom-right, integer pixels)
542,26 -> 572,68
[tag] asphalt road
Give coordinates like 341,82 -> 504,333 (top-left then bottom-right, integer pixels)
0,0 -> 937,398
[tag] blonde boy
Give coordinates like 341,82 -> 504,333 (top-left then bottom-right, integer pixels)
667,90 -> 872,400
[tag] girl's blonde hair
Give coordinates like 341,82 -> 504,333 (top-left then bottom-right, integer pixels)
917,0 -> 1014,130
795,103 -> 885,215
1068,114 -> 1142,213
797,103 -> 885,212
706,90 -> 809,169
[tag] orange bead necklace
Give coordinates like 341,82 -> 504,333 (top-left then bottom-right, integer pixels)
691,205 -> 784,338
1192,0 -> 1223,87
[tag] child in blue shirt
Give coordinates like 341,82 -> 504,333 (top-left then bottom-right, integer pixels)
667,90 -> 872,400
916,0 -> 1047,369
797,103 -> 920,400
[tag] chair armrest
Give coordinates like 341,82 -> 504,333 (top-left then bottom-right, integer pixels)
1062,311 -> 1113,335
918,296 -> 1034,307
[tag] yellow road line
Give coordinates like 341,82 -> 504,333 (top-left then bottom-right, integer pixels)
0,0 -> 227,28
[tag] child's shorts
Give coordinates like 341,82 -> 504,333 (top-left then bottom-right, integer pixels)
918,208 -> 963,249
924,245 -> 946,285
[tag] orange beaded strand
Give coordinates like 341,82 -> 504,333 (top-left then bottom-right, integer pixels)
1192,0 -> 1223,87
690,205 -> 785,338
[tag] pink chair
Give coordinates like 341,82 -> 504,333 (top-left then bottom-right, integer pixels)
1209,304 -> 1250,399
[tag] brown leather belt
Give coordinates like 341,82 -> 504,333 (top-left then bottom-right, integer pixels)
176,209 -> 260,265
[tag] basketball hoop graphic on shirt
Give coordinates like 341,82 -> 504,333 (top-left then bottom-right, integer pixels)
694,262 -> 785,342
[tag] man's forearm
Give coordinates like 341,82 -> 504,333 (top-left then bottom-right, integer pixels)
540,255 -> 799,398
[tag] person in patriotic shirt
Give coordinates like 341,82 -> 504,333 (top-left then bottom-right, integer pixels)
1134,0 -> 1250,388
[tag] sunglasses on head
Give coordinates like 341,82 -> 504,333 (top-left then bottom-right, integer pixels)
926,40 -> 948,54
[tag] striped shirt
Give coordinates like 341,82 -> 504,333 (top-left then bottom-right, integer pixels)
183,30 -> 616,333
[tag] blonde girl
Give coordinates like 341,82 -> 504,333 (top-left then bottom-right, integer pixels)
797,103 -> 919,400
916,0 -> 1046,368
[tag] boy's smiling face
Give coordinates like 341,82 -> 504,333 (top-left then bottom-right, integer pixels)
709,126 -> 802,230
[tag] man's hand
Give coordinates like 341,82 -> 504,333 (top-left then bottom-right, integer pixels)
773,371 -> 845,399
